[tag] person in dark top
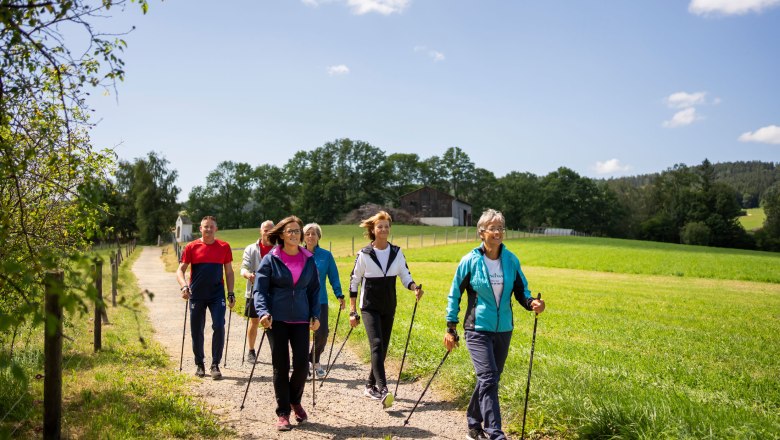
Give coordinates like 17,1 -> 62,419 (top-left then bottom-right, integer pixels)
254,215 -> 321,432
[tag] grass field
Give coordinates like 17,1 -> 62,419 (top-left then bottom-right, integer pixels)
0,249 -> 228,439
196,226 -> 780,439
739,208 -> 766,231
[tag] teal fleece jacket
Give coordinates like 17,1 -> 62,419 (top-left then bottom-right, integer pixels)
445,243 -> 533,332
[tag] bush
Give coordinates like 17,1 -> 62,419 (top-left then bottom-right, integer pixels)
681,221 -> 711,246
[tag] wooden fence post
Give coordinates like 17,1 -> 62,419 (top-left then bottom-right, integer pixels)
351,236 -> 355,256
110,255 -> 117,307
94,260 -> 103,351
433,233 -> 436,246
44,270 -> 63,440
420,234 -> 423,248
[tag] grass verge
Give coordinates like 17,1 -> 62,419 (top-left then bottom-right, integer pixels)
0,247 -> 230,439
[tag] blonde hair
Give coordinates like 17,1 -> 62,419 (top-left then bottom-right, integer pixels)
303,223 -> 322,238
360,210 -> 392,241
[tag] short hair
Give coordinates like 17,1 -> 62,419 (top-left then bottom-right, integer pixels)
303,223 -> 322,239
268,215 -> 303,246
201,216 -> 217,226
477,209 -> 505,238
360,210 -> 392,241
260,220 -> 274,230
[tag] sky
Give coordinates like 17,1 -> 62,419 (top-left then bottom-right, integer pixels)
86,0 -> 780,201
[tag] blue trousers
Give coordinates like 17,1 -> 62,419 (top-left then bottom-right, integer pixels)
465,330 -> 512,440
190,295 -> 226,366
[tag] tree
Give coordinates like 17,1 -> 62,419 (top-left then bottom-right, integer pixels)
127,152 -> 180,243
440,147 -> 476,200
386,153 -> 423,203
497,172 -> 542,230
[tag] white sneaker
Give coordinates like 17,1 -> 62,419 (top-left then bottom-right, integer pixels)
314,362 -> 326,378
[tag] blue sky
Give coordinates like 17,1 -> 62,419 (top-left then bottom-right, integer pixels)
87,0 -> 780,200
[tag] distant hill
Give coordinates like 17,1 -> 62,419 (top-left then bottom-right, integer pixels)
602,160 -> 779,208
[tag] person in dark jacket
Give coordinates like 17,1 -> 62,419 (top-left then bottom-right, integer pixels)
444,209 -> 545,440
254,215 -> 320,432
349,210 -> 423,409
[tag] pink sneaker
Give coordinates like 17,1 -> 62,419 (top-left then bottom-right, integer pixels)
291,403 -> 308,423
276,415 -> 292,431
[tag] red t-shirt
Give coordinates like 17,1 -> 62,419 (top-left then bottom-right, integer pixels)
182,239 -> 233,299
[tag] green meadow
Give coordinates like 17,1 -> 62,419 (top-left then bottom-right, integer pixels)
739,208 -> 767,231
222,226 -> 780,439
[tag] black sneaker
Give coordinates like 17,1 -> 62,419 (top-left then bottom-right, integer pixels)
363,384 -> 382,400
466,427 -> 488,440
380,386 -> 394,408
195,363 -> 206,378
247,349 -> 257,364
210,364 -> 222,380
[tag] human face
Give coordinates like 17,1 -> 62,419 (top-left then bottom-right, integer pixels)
260,223 -> 274,245
479,220 -> 505,248
282,223 -> 302,248
200,219 -> 217,241
304,228 -> 320,249
373,219 -> 391,241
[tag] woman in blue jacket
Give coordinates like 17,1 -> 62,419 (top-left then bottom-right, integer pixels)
444,209 -> 545,440
255,215 -> 321,432
303,222 -> 345,377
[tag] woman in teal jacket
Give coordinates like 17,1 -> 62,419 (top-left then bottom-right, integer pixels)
444,209 -> 545,440
303,222 -> 345,377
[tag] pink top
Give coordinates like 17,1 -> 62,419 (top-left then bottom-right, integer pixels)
280,248 -> 306,285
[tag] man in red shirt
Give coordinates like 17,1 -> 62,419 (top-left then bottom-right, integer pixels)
176,216 -> 235,379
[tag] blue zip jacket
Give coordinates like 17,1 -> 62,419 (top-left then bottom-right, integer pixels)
253,246 -> 320,323
311,246 -> 344,304
446,243 -> 533,332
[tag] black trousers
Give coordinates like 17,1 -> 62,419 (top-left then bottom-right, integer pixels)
267,321 -> 310,416
361,309 -> 395,390
311,304 -> 329,364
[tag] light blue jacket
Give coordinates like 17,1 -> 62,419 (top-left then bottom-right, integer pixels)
311,246 -> 344,304
446,243 -> 533,332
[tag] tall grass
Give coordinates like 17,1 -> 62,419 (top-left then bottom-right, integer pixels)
0,249 -> 229,439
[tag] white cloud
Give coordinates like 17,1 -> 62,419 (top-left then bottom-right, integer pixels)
738,125 -> 780,144
663,107 -> 701,128
593,159 -> 632,175
665,91 -> 707,109
327,64 -> 350,76
346,0 -> 409,15
414,45 -> 445,62
689,0 -> 780,15
302,0 -> 408,14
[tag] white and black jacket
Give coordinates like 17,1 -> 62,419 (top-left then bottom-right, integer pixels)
349,243 -> 415,314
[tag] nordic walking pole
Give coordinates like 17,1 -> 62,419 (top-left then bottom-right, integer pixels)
240,330 -> 267,410
326,305 -> 342,367
241,310 -> 250,365
179,299 -> 189,371
395,284 -> 421,396
404,344 -> 455,426
521,293 -> 542,440
319,326 -> 354,387
224,306 -> 233,367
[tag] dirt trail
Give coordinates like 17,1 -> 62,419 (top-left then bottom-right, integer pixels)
132,246 -> 468,439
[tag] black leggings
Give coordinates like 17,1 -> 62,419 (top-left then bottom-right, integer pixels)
310,304 -> 328,364
267,321 -> 310,416
361,309 -> 395,389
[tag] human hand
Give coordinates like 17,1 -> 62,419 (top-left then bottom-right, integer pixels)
227,292 -> 235,309
443,328 -> 459,351
349,311 -> 360,328
531,298 -> 545,314
248,273 -> 256,284
181,286 -> 191,300
259,314 -> 273,329
414,283 -> 424,301
338,297 -> 345,310
310,318 -> 320,331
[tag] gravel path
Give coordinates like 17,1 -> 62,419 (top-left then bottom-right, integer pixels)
133,246 -> 468,439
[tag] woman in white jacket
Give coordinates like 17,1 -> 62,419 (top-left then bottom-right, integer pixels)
348,210 -> 424,409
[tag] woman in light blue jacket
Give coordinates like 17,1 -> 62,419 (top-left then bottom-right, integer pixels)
303,223 -> 345,377
444,209 -> 545,440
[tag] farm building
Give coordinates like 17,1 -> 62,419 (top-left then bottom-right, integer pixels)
399,186 -> 472,226
175,215 -> 193,242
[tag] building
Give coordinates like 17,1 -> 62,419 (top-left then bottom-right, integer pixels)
399,186 -> 472,226
175,215 -> 193,242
